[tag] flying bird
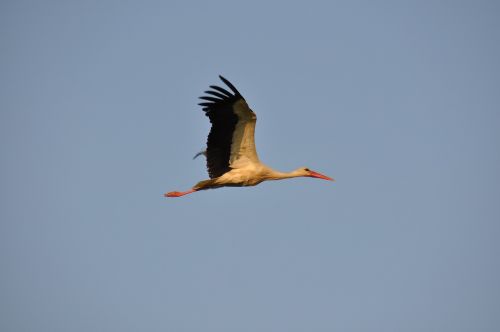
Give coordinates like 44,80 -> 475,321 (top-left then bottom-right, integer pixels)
165,76 -> 333,197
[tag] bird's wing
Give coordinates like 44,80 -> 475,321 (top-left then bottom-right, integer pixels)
198,75 -> 260,178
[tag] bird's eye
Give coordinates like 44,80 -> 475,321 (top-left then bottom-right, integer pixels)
304,168 -> 310,172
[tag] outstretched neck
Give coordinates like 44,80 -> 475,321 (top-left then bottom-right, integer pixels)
266,169 -> 303,181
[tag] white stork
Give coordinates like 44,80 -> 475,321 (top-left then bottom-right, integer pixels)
165,76 -> 333,197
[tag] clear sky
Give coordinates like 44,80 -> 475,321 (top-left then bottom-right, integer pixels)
1,1 -> 500,331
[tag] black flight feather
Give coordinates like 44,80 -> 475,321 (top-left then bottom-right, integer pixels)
209,85 -> 233,97
198,76 -> 245,178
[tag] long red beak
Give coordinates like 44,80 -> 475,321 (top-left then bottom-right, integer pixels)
308,170 -> 334,181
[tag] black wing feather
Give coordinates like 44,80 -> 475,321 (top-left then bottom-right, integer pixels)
199,96 -> 223,102
209,85 -> 234,97
205,90 -> 228,99
219,75 -> 242,96
199,76 -> 245,178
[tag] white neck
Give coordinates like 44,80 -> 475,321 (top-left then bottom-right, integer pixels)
265,168 -> 304,181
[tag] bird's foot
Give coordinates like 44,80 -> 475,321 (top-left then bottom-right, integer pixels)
164,189 -> 196,198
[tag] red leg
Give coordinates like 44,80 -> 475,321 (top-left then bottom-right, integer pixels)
164,189 -> 197,198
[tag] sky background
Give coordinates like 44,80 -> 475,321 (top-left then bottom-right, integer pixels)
1,1 -> 500,331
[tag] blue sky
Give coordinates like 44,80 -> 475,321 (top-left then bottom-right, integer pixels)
1,1 -> 500,331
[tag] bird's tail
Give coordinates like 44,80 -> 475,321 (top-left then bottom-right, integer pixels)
193,179 -> 218,190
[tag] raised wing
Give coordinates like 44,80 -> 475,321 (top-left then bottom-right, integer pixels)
198,75 -> 260,178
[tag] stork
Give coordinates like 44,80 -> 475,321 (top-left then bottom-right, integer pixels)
165,76 -> 333,197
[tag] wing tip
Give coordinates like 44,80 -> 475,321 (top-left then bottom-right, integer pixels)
218,75 -> 242,97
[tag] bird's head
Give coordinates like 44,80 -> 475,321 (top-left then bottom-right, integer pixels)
296,167 -> 334,181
